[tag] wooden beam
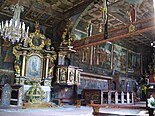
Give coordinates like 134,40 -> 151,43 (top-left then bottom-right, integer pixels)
63,0 -> 94,20
73,17 -> 155,49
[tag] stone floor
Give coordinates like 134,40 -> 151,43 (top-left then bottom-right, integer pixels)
0,104 -> 149,116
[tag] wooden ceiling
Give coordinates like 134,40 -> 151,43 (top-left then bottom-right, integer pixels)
0,0 -> 154,48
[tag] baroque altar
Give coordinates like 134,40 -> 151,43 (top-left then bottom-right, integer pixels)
13,22 -> 56,105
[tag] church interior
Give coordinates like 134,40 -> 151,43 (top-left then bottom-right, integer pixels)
0,0 -> 155,115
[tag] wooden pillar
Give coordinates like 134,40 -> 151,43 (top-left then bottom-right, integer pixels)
21,51 -> 27,77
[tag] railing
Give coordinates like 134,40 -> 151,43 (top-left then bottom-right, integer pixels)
102,91 -> 134,104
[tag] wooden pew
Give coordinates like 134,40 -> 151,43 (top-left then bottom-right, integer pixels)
89,104 -> 145,116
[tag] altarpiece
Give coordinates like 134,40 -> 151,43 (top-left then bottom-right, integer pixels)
13,22 -> 56,104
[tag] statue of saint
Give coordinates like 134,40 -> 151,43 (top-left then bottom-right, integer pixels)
128,5 -> 136,23
14,60 -> 21,75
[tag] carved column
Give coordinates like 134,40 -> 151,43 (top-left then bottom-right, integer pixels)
21,51 -> 27,77
45,54 -> 50,78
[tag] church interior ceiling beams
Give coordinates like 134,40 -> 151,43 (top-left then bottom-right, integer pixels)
73,17 -> 155,50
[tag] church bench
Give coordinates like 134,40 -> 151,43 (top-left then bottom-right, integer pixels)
89,104 -> 145,116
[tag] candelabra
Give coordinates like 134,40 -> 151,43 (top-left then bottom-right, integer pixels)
0,1 -> 29,44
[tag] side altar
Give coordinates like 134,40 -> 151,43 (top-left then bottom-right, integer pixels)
13,22 -> 56,106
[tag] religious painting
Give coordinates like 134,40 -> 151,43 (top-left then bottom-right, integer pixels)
120,48 -> 127,72
26,55 -> 42,78
134,54 -> 141,74
32,36 -> 42,46
96,42 -> 112,69
128,51 -> 141,74
0,39 -> 15,69
113,44 -> 127,72
128,51 -> 134,72
113,44 -> 122,71
81,47 -> 91,63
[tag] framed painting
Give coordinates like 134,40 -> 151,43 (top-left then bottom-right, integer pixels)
26,55 -> 42,78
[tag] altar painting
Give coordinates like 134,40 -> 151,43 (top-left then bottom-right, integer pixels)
26,55 -> 42,78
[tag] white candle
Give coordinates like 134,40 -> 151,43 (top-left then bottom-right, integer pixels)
9,19 -> 12,26
15,20 -> 18,27
2,21 -> 3,28
22,22 -> 25,30
26,26 -> 29,33
5,20 -> 9,27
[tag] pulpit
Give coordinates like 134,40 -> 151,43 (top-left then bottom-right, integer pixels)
52,24 -> 82,105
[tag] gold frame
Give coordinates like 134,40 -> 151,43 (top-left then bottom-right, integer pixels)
28,32 -> 45,50
25,54 -> 43,81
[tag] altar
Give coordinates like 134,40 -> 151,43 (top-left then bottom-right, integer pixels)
12,22 -> 56,106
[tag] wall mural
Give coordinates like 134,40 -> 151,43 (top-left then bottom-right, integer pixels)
128,51 -> 141,74
77,42 -> 141,75
81,47 -> 91,63
95,42 -> 112,69
113,44 -> 127,72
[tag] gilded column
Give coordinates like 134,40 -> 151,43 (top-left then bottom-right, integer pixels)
45,54 -> 50,78
21,51 -> 27,77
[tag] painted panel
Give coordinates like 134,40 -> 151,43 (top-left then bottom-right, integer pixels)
113,44 -> 127,72
26,55 -> 42,78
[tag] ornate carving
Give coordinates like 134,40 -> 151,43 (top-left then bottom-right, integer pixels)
13,44 -> 22,75
129,24 -> 135,32
28,22 -> 46,50
60,25 -> 75,47
25,83 -> 45,104
44,38 -> 51,50
13,44 -> 22,59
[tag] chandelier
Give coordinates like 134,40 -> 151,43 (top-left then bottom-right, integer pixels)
0,1 -> 29,44
151,41 -> 155,48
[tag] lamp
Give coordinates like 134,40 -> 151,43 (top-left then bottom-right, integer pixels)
151,41 -> 155,48
0,0 -> 29,44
